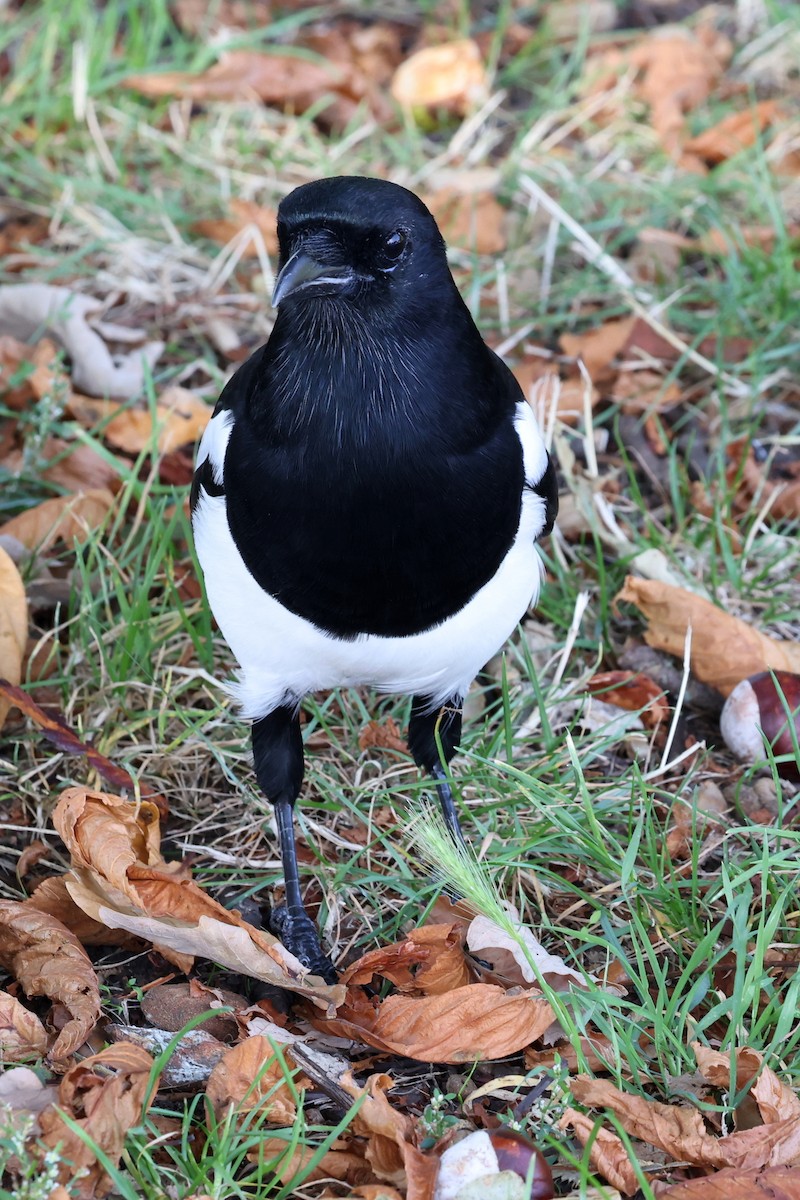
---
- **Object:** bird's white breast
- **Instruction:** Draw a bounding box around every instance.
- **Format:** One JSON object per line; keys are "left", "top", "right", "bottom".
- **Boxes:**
{"left": 192, "top": 402, "right": 548, "bottom": 718}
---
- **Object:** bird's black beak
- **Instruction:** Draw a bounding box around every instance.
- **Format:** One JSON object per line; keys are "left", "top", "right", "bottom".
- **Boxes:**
{"left": 272, "top": 249, "right": 354, "bottom": 307}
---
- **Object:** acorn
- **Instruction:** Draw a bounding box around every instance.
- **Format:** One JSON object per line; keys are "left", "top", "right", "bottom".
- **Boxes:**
{"left": 434, "top": 1127, "right": 554, "bottom": 1200}
{"left": 720, "top": 670, "right": 800, "bottom": 781}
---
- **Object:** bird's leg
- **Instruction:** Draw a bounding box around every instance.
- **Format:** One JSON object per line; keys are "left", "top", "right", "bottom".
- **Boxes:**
{"left": 408, "top": 695, "right": 465, "bottom": 845}
{"left": 252, "top": 706, "right": 337, "bottom": 984}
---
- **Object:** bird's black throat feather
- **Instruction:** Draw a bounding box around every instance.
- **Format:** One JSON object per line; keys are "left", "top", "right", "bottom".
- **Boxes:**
{"left": 216, "top": 286, "right": 526, "bottom": 640}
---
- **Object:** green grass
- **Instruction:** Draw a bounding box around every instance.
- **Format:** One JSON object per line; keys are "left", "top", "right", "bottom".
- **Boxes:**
{"left": 2, "top": 0, "right": 800, "bottom": 1195}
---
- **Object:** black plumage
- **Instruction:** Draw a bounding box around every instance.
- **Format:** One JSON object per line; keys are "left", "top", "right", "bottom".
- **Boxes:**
{"left": 191, "top": 176, "right": 556, "bottom": 982}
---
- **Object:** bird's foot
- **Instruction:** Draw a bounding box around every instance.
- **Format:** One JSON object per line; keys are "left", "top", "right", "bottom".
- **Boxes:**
{"left": 270, "top": 905, "right": 338, "bottom": 984}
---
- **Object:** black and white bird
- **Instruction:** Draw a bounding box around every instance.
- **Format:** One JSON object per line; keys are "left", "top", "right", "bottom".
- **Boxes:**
{"left": 191, "top": 176, "right": 557, "bottom": 983}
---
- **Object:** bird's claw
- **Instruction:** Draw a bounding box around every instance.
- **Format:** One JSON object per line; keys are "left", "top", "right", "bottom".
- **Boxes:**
{"left": 270, "top": 905, "right": 338, "bottom": 984}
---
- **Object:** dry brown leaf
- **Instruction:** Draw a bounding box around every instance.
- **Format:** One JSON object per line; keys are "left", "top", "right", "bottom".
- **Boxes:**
{"left": 254, "top": 1132, "right": 372, "bottom": 1187}
{"left": 559, "top": 1107, "right": 639, "bottom": 1195}
{"left": 339, "top": 1072, "right": 438, "bottom": 1198}
{"left": 52, "top": 788, "right": 343, "bottom": 1011}
{"left": 570, "top": 1074, "right": 800, "bottom": 1171}
{"left": 39, "top": 1043, "right": 155, "bottom": 1197}
{"left": 25, "top": 875, "right": 141, "bottom": 947}
{"left": 68, "top": 387, "right": 211, "bottom": 454}
{"left": 124, "top": 49, "right": 345, "bottom": 108}
{"left": 587, "top": 671, "right": 670, "bottom": 730}
{"left": 358, "top": 716, "right": 407, "bottom": 754}
{"left": 0, "top": 544, "right": 27, "bottom": 731}
{"left": 391, "top": 39, "right": 487, "bottom": 114}
{"left": 312, "top": 981, "right": 554, "bottom": 1063}
{"left": 0, "top": 488, "right": 115, "bottom": 552}
{"left": 629, "top": 27, "right": 731, "bottom": 162}
{"left": 513, "top": 364, "right": 600, "bottom": 426}
{"left": 192, "top": 198, "right": 279, "bottom": 256}
{"left": 610, "top": 370, "right": 682, "bottom": 415}
{"left": 726, "top": 438, "right": 800, "bottom": 522}
{"left": 560, "top": 317, "right": 637, "bottom": 384}
{"left": 0, "top": 991, "right": 49, "bottom": 1058}
{"left": 0, "top": 900, "right": 101, "bottom": 1060}
{"left": 206, "top": 1035, "right": 298, "bottom": 1124}
{"left": 425, "top": 189, "right": 506, "bottom": 254}
{"left": 657, "top": 1165, "right": 800, "bottom": 1198}
{"left": 616, "top": 576, "right": 800, "bottom": 696}
{"left": 0, "top": 284, "right": 163, "bottom": 397}
{"left": 341, "top": 924, "right": 472, "bottom": 996}
{"left": 466, "top": 911, "right": 585, "bottom": 990}
{"left": 693, "top": 1043, "right": 800, "bottom": 1126}
{"left": 685, "top": 100, "right": 783, "bottom": 166}
{"left": 525, "top": 1030, "right": 618, "bottom": 1074}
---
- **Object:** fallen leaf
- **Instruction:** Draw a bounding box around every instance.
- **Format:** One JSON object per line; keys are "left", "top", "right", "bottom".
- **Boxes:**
{"left": 693, "top": 1043, "right": 800, "bottom": 1125}
{"left": 570, "top": 1074, "right": 800, "bottom": 1171}
{"left": 685, "top": 100, "right": 783, "bottom": 166}
{"left": 586, "top": 671, "right": 670, "bottom": 730}
{"left": 558, "top": 1107, "right": 639, "bottom": 1195}
{"left": 0, "top": 900, "right": 101, "bottom": 1060}
{"left": 425, "top": 189, "right": 506, "bottom": 254}
{"left": 616, "top": 576, "right": 800, "bottom": 696}
{"left": 610, "top": 370, "right": 682, "bottom": 416}
{"left": 339, "top": 1071, "right": 439, "bottom": 1197}
{"left": 0, "top": 991, "right": 49, "bottom": 1058}
{"left": 513, "top": 365, "right": 600, "bottom": 427}
{"left": 0, "top": 545, "right": 27, "bottom": 731}
{"left": 1, "top": 436, "right": 124, "bottom": 493}
{"left": 560, "top": 317, "right": 637, "bottom": 384}
{"left": 312, "top": 981, "right": 554, "bottom": 1063}
{"left": 206, "top": 1035, "right": 299, "bottom": 1124}
{"left": 341, "top": 924, "right": 472, "bottom": 996}
{"left": 358, "top": 717, "right": 408, "bottom": 754}
{"left": 52, "top": 787, "right": 343, "bottom": 1011}
{"left": 0, "top": 284, "right": 164, "bottom": 397}
{"left": 391, "top": 39, "right": 487, "bottom": 115}
{"left": 657, "top": 1164, "right": 800, "bottom": 1198}
{"left": 0, "top": 680, "right": 166, "bottom": 811}
{"left": 726, "top": 438, "right": 800, "bottom": 522}
{"left": 67, "top": 386, "right": 211, "bottom": 454}
{"left": 124, "top": 48, "right": 345, "bottom": 108}
{"left": 192, "top": 198, "right": 279, "bottom": 256}
{"left": 26, "top": 875, "right": 142, "bottom": 947}
{"left": 39, "top": 1043, "right": 155, "bottom": 1197}
{"left": 0, "top": 488, "right": 115, "bottom": 552}
{"left": 466, "top": 910, "right": 585, "bottom": 990}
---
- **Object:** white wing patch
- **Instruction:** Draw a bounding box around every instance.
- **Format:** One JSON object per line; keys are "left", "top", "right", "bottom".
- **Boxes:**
{"left": 196, "top": 408, "right": 234, "bottom": 485}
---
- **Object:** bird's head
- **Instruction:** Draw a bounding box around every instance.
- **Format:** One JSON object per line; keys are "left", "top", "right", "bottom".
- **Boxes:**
{"left": 271, "top": 177, "right": 451, "bottom": 318}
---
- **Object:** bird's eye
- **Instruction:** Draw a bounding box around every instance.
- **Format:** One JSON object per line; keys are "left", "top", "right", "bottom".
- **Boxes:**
{"left": 382, "top": 230, "right": 408, "bottom": 263}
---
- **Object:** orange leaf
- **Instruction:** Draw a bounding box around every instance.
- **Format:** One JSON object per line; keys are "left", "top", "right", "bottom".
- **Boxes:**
{"left": 39, "top": 1043, "right": 154, "bottom": 1197}
{"left": 192, "top": 198, "right": 279, "bottom": 257}
{"left": 124, "top": 49, "right": 345, "bottom": 108}
{"left": 425, "top": 189, "right": 506, "bottom": 254}
{"left": 657, "top": 1164, "right": 800, "bottom": 1198}
{"left": 0, "top": 488, "right": 115, "bottom": 552}
{"left": 616, "top": 576, "right": 800, "bottom": 696}
{"left": 559, "top": 1106, "right": 639, "bottom": 1195}
{"left": 559, "top": 317, "right": 637, "bottom": 384}
{"left": 0, "top": 901, "right": 101, "bottom": 1060}
{"left": 391, "top": 39, "right": 487, "bottom": 114}
{"left": 685, "top": 101, "right": 783, "bottom": 165}
{"left": 0, "top": 991, "right": 49, "bottom": 1059}
{"left": 341, "top": 924, "right": 472, "bottom": 995}
{"left": 586, "top": 671, "right": 669, "bottom": 730}
{"left": 67, "top": 386, "right": 211, "bottom": 454}
{"left": 206, "top": 1036, "right": 298, "bottom": 1125}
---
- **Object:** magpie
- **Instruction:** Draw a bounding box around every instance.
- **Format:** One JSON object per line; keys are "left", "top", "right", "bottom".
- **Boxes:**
{"left": 191, "top": 176, "right": 557, "bottom": 984}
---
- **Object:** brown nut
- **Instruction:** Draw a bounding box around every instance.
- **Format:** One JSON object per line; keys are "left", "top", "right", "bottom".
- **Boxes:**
{"left": 720, "top": 670, "right": 800, "bottom": 781}
{"left": 488, "top": 1128, "right": 554, "bottom": 1198}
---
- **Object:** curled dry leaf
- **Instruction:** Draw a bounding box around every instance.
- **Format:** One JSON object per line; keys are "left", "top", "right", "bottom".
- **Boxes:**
{"left": 26, "top": 875, "right": 140, "bottom": 947}
{"left": 0, "top": 543, "right": 27, "bottom": 731}
{"left": 124, "top": 49, "right": 345, "bottom": 108}
{"left": 559, "top": 317, "right": 637, "bottom": 385}
{"left": 616, "top": 576, "right": 800, "bottom": 696}
{"left": 312, "top": 981, "right": 554, "bottom": 1063}
{"left": 657, "top": 1164, "right": 800, "bottom": 1199}
{"left": 52, "top": 788, "right": 343, "bottom": 1011}
{"left": 339, "top": 1071, "right": 439, "bottom": 1197}
{"left": 67, "top": 386, "right": 211, "bottom": 455}
{"left": 587, "top": 671, "right": 669, "bottom": 731}
{"left": 685, "top": 100, "right": 783, "bottom": 166}
{"left": 391, "top": 39, "right": 487, "bottom": 114}
{"left": 358, "top": 716, "right": 408, "bottom": 754}
{"left": 466, "top": 911, "right": 585, "bottom": 990}
{"left": 0, "top": 488, "right": 115, "bottom": 552}
{"left": 340, "top": 924, "right": 472, "bottom": 996}
{"left": 558, "top": 1107, "right": 638, "bottom": 1196}
{"left": 0, "top": 900, "right": 101, "bottom": 1061}
{"left": 692, "top": 1042, "right": 800, "bottom": 1125}
{"left": 0, "top": 991, "right": 49, "bottom": 1059}
{"left": 570, "top": 1074, "right": 800, "bottom": 1172}
{"left": 39, "top": 1043, "right": 154, "bottom": 1198}
{"left": 0, "top": 283, "right": 164, "bottom": 397}
{"left": 206, "top": 1035, "right": 299, "bottom": 1125}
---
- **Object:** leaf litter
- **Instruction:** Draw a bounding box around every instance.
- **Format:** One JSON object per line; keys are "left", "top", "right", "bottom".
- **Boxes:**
{"left": 3, "top": 0, "right": 800, "bottom": 1196}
